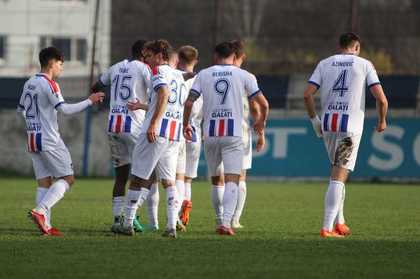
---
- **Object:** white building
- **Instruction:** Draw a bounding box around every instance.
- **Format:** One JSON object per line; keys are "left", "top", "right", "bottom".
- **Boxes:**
{"left": 0, "top": 0, "right": 110, "bottom": 77}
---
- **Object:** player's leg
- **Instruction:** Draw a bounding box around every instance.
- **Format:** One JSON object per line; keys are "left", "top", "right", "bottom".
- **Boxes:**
{"left": 121, "top": 175, "right": 153, "bottom": 235}
{"left": 204, "top": 138, "right": 224, "bottom": 228}
{"left": 120, "top": 134, "right": 162, "bottom": 235}
{"left": 232, "top": 170, "right": 247, "bottom": 229}
{"left": 108, "top": 134, "right": 131, "bottom": 231}
{"left": 158, "top": 140, "right": 181, "bottom": 238}
{"left": 36, "top": 177, "right": 53, "bottom": 229}
{"left": 111, "top": 164, "right": 130, "bottom": 232}
{"left": 321, "top": 135, "right": 359, "bottom": 238}
{"left": 218, "top": 137, "right": 243, "bottom": 236}
{"left": 181, "top": 141, "right": 201, "bottom": 226}
{"left": 175, "top": 144, "right": 186, "bottom": 214}
{"left": 333, "top": 135, "right": 361, "bottom": 236}
{"left": 30, "top": 147, "right": 74, "bottom": 235}
{"left": 146, "top": 179, "right": 160, "bottom": 231}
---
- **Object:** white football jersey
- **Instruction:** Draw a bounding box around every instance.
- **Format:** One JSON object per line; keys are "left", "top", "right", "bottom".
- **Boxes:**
{"left": 185, "top": 76, "right": 203, "bottom": 142}
{"left": 100, "top": 59, "right": 151, "bottom": 135}
{"left": 141, "top": 64, "right": 187, "bottom": 141}
{"left": 18, "top": 73, "right": 66, "bottom": 152}
{"left": 309, "top": 54, "right": 380, "bottom": 136}
{"left": 190, "top": 65, "right": 260, "bottom": 138}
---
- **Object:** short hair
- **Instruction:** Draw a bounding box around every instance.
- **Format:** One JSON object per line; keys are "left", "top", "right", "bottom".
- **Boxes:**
{"left": 131, "top": 39, "right": 147, "bottom": 58}
{"left": 231, "top": 39, "right": 245, "bottom": 58}
{"left": 178, "top": 45, "right": 199, "bottom": 64}
{"left": 339, "top": 32, "right": 360, "bottom": 49}
{"left": 214, "top": 41, "right": 235, "bottom": 59}
{"left": 39, "top": 47, "right": 64, "bottom": 68}
{"left": 143, "top": 39, "right": 173, "bottom": 61}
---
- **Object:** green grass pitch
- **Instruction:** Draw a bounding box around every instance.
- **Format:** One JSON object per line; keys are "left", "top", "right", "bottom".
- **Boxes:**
{"left": 0, "top": 178, "right": 419, "bottom": 279}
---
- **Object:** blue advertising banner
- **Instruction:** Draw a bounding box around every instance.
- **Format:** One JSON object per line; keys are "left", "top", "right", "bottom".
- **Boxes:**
{"left": 197, "top": 118, "right": 420, "bottom": 178}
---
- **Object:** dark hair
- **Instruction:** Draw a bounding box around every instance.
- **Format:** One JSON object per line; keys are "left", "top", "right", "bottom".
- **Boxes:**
{"left": 339, "top": 32, "right": 360, "bottom": 49}
{"left": 131, "top": 39, "right": 147, "bottom": 59}
{"left": 39, "top": 47, "right": 64, "bottom": 68}
{"left": 143, "top": 39, "right": 173, "bottom": 61}
{"left": 231, "top": 39, "right": 245, "bottom": 57}
{"left": 178, "top": 45, "right": 199, "bottom": 64}
{"left": 214, "top": 41, "right": 235, "bottom": 59}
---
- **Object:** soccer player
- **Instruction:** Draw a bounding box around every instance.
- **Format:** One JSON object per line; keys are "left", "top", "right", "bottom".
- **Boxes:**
{"left": 183, "top": 41, "right": 269, "bottom": 235}
{"left": 177, "top": 45, "right": 200, "bottom": 227}
{"left": 19, "top": 47, "right": 104, "bottom": 236}
{"left": 230, "top": 40, "right": 266, "bottom": 229}
{"left": 91, "top": 40, "right": 153, "bottom": 233}
{"left": 119, "top": 39, "right": 187, "bottom": 238}
{"left": 303, "top": 32, "right": 388, "bottom": 238}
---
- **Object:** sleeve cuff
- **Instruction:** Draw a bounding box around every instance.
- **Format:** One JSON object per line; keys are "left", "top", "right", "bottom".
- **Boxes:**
{"left": 54, "top": 101, "right": 65, "bottom": 109}
{"left": 154, "top": 83, "right": 167, "bottom": 92}
{"left": 248, "top": 89, "right": 261, "bottom": 100}
{"left": 308, "top": 81, "right": 320, "bottom": 89}
{"left": 17, "top": 104, "right": 25, "bottom": 109}
{"left": 190, "top": 89, "right": 201, "bottom": 97}
{"left": 368, "top": 82, "right": 381, "bottom": 88}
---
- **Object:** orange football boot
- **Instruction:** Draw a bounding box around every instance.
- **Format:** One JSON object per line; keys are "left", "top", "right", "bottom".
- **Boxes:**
{"left": 216, "top": 225, "right": 235, "bottom": 236}
{"left": 179, "top": 200, "right": 192, "bottom": 226}
{"left": 335, "top": 223, "right": 351, "bottom": 236}
{"left": 320, "top": 229, "right": 344, "bottom": 238}
{"left": 28, "top": 210, "right": 49, "bottom": 234}
{"left": 47, "top": 227, "right": 63, "bottom": 236}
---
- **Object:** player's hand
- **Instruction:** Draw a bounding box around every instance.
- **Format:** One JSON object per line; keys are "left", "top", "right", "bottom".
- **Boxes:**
{"left": 256, "top": 133, "right": 265, "bottom": 152}
{"left": 310, "top": 115, "right": 323, "bottom": 138}
{"left": 88, "top": 92, "right": 105, "bottom": 105}
{"left": 127, "top": 99, "right": 147, "bottom": 111}
{"left": 375, "top": 120, "right": 387, "bottom": 133}
{"left": 253, "top": 120, "right": 266, "bottom": 136}
{"left": 183, "top": 124, "right": 194, "bottom": 141}
{"left": 147, "top": 124, "right": 157, "bottom": 143}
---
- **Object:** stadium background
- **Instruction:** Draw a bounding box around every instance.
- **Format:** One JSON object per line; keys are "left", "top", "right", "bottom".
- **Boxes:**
{"left": 0, "top": 0, "right": 419, "bottom": 180}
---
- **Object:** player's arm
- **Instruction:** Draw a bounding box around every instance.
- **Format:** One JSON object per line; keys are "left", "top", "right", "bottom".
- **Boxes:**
{"left": 147, "top": 86, "right": 169, "bottom": 143}
{"left": 57, "top": 92, "right": 105, "bottom": 115}
{"left": 303, "top": 84, "right": 322, "bottom": 138}
{"left": 91, "top": 80, "right": 107, "bottom": 93}
{"left": 249, "top": 92, "right": 269, "bottom": 136}
{"left": 183, "top": 91, "right": 199, "bottom": 141}
{"left": 128, "top": 99, "right": 149, "bottom": 111}
{"left": 248, "top": 100, "right": 266, "bottom": 152}
{"left": 369, "top": 84, "right": 388, "bottom": 132}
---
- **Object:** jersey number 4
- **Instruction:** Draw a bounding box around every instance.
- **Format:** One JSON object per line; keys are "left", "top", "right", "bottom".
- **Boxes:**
{"left": 332, "top": 69, "right": 349, "bottom": 97}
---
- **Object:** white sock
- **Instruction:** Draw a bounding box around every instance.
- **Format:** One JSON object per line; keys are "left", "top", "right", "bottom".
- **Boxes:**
{"left": 112, "top": 196, "right": 125, "bottom": 220}
{"left": 147, "top": 182, "right": 159, "bottom": 227}
{"left": 322, "top": 180, "right": 344, "bottom": 231}
{"left": 124, "top": 188, "right": 149, "bottom": 227}
{"left": 175, "top": 179, "right": 185, "bottom": 213}
{"left": 335, "top": 184, "right": 346, "bottom": 224}
{"left": 35, "top": 179, "right": 69, "bottom": 214}
{"left": 36, "top": 187, "right": 51, "bottom": 228}
{"left": 233, "top": 181, "right": 247, "bottom": 224}
{"left": 184, "top": 182, "right": 192, "bottom": 201}
{"left": 211, "top": 185, "right": 224, "bottom": 225}
{"left": 165, "top": 186, "right": 178, "bottom": 230}
{"left": 222, "top": 182, "right": 238, "bottom": 228}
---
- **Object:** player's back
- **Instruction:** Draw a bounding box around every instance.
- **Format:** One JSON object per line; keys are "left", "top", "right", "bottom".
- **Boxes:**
{"left": 18, "top": 74, "right": 65, "bottom": 152}
{"left": 310, "top": 54, "right": 380, "bottom": 135}
{"left": 193, "top": 65, "right": 259, "bottom": 139}
{"left": 103, "top": 59, "right": 151, "bottom": 134}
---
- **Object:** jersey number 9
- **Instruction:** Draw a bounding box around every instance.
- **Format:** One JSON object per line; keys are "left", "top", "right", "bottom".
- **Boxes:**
{"left": 215, "top": 79, "right": 230, "bottom": 105}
